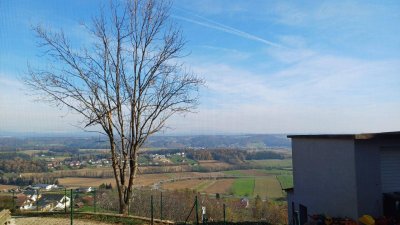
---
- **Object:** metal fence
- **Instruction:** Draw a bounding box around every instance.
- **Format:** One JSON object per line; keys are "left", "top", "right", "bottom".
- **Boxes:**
{"left": 0, "top": 188, "right": 234, "bottom": 225}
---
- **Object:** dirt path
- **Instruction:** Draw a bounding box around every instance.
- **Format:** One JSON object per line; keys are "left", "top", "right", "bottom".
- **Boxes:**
{"left": 14, "top": 216, "right": 131, "bottom": 225}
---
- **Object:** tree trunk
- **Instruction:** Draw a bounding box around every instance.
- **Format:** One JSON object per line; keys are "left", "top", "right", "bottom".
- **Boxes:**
{"left": 119, "top": 198, "right": 128, "bottom": 214}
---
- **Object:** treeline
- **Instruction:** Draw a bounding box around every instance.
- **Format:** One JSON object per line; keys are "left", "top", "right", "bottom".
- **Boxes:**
{"left": 143, "top": 148, "right": 286, "bottom": 164}
{"left": 0, "top": 152, "right": 31, "bottom": 160}
{"left": 0, "top": 176, "right": 59, "bottom": 186}
{"left": 0, "top": 136, "right": 110, "bottom": 151}
{"left": 0, "top": 157, "right": 48, "bottom": 173}
{"left": 245, "top": 151, "right": 285, "bottom": 160}
{"left": 186, "top": 149, "right": 284, "bottom": 164}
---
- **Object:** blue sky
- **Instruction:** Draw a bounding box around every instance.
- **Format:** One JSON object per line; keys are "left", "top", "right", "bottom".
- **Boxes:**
{"left": 0, "top": 0, "right": 399, "bottom": 135}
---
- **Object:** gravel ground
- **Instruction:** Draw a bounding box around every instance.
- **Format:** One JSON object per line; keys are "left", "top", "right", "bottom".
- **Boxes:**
{"left": 13, "top": 216, "right": 126, "bottom": 225}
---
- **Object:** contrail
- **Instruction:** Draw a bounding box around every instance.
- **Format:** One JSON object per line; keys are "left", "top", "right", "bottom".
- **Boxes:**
{"left": 172, "top": 7, "right": 283, "bottom": 48}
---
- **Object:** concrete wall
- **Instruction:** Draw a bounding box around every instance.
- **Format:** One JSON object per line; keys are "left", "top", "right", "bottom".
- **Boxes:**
{"left": 291, "top": 138, "right": 358, "bottom": 219}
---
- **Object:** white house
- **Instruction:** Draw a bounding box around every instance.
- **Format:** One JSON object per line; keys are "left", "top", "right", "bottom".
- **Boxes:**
{"left": 29, "top": 184, "right": 58, "bottom": 191}
{"left": 286, "top": 131, "right": 400, "bottom": 225}
{"left": 53, "top": 195, "right": 71, "bottom": 211}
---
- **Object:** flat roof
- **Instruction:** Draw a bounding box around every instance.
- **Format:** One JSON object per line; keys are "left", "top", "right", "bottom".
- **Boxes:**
{"left": 287, "top": 131, "right": 400, "bottom": 140}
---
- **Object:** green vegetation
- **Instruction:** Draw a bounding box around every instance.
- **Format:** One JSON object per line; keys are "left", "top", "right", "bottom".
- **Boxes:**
{"left": 138, "top": 155, "right": 150, "bottom": 164}
{"left": 0, "top": 195, "right": 13, "bottom": 210}
{"left": 78, "top": 205, "right": 95, "bottom": 212}
{"left": 223, "top": 170, "right": 246, "bottom": 176}
{"left": 248, "top": 159, "right": 292, "bottom": 168}
{"left": 253, "top": 177, "right": 283, "bottom": 199}
{"left": 187, "top": 149, "right": 286, "bottom": 164}
{"left": 261, "top": 168, "right": 292, "bottom": 175}
{"left": 169, "top": 155, "right": 197, "bottom": 165}
{"left": 231, "top": 178, "right": 255, "bottom": 197}
{"left": 277, "top": 175, "right": 293, "bottom": 189}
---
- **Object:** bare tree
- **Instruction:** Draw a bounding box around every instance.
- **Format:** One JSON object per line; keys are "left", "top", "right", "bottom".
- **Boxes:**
{"left": 25, "top": 0, "right": 202, "bottom": 214}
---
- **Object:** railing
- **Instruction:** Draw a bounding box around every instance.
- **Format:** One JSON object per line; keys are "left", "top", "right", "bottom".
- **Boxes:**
{"left": 0, "top": 187, "right": 282, "bottom": 224}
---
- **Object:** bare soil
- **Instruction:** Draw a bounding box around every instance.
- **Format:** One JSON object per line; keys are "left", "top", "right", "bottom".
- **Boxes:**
{"left": 202, "top": 179, "right": 235, "bottom": 194}
{"left": 0, "top": 185, "right": 18, "bottom": 190}
{"left": 162, "top": 179, "right": 204, "bottom": 190}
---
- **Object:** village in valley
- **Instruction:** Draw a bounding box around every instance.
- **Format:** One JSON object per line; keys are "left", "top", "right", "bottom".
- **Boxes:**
{"left": 0, "top": 135, "right": 292, "bottom": 223}
{"left": 0, "top": 0, "right": 399, "bottom": 224}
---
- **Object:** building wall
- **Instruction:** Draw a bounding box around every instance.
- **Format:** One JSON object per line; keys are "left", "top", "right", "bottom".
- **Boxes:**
{"left": 291, "top": 138, "right": 359, "bottom": 219}
{"left": 355, "top": 138, "right": 400, "bottom": 218}
{"left": 287, "top": 191, "right": 294, "bottom": 225}
{"left": 354, "top": 139, "right": 382, "bottom": 218}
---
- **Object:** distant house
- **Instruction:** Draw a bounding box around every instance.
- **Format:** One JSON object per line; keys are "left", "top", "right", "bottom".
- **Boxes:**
{"left": 19, "top": 192, "right": 40, "bottom": 210}
{"left": 15, "top": 194, "right": 28, "bottom": 209}
{"left": 75, "top": 187, "right": 93, "bottom": 193}
{"left": 286, "top": 131, "right": 400, "bottom": 225}
{"left": 30, "top": 184, "right": 58, "bottom": 191}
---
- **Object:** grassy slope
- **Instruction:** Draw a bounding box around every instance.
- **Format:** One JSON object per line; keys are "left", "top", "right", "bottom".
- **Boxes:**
{"left": 276, "top": 175, "right": 293, "bottom": 189}
{"left": 248, "top": 159, "right": 292, "bottom": 168}
{"left": 231, "top": 178, "right": 255, "bottom": 197}
{"left": 254, "top": 176, "right": 283, "bottom": 199}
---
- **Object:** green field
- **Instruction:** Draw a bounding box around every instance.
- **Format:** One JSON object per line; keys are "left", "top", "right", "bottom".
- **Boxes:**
{"left": 220, "top": 159, "right": 292, "bottom": 199}
{"left": 231, "top": 178, "right": 255, "bottom": 197}
{"left": 247, "top": 159, "right": 292, "bottom": 168}
{"left": 253, "top": 176, "right": 283, "bottom": 199}
{"left": 169, "top": 155, "right": 197, "bottom": 165}
{"left": 276, "top": 175, "right": 293, "bottom": 189}
{"left": 223, "top": 170, "right": 246, "bottom": 176}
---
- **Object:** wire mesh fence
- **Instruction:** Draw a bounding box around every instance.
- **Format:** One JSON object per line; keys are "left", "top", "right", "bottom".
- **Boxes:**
{"left": 0, "top": 186, "right": 284, "bottom": 224}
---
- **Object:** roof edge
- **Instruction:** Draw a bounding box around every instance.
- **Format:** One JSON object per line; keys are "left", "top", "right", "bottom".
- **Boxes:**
{"left": 288, "top": 131, "right": 400, "bottom": 140}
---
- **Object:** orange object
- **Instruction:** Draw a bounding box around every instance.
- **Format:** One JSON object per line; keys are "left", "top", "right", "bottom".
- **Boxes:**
{"left": 359, "top": 215, "right": 375, "bottom": 225}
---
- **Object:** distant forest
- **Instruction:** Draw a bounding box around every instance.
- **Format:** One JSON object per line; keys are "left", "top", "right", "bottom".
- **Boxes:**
{"left": 0, "top": 153, "right": 49, "bottom": 173}
{"left": 0, "top": 134, "right": 290, "bottom": 151}
{"left": 150, "top": 148, "right": 286, "bottom": 164}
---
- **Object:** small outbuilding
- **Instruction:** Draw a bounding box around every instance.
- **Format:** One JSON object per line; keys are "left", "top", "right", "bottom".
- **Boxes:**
{"left": 286, "top": 131, "right": 400, "bottom": 225}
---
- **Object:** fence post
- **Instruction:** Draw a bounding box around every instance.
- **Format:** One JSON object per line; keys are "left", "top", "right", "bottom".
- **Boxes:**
{"left": 151, "top": 195, "right": 154, "bottom": 225}
{"left": 93, "top": 189, "right": 96, "bottom": 213}
{"left": 36, "top": 189, "right": 39, "bottom": 211}
{"left": 70, "top": 189, "right": 73, "bottom": 225}
{"left": 223, "top": 203, "right": 226, "bottom": 225}
{"left": 160, "top": 192, "right": 163, "bottom": 221}
{"left": 64, "top": 188, "right": 67, "bottom": 213}
{"left": 184, "top": 196, "right": 197, "bottom": 224}
{"left": 195, "top": 195, "right": 199, "bottom": 225}
{"left": 12, "top": 190, "right": 15, "bottom": 212}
